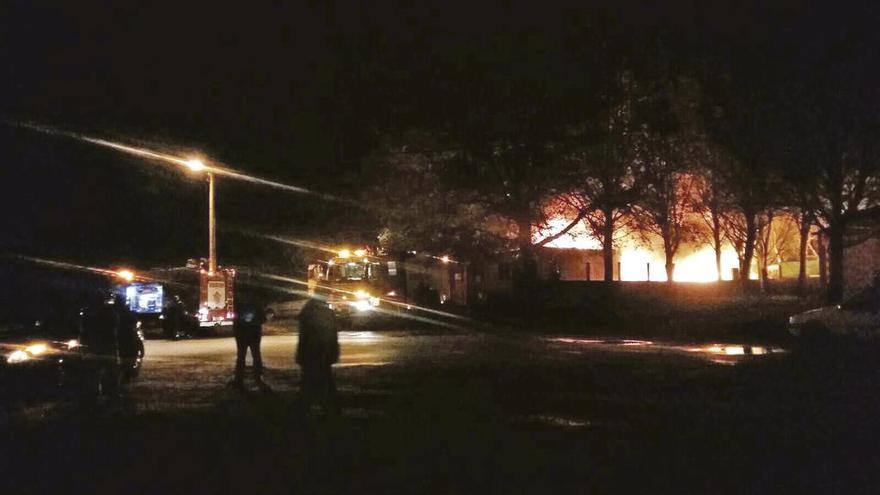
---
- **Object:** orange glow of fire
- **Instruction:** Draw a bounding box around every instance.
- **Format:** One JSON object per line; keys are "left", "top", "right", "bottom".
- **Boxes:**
{"left": 534, "top": 217, "right": 601, "bottom": 250}
{"left": 619, "top": 246, "right": 744, "bottom": 282}
{"left": 535, "top": 214, "right": 761, "bottom": 282}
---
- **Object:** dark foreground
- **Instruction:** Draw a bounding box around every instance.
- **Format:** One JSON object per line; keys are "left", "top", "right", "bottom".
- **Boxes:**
{"left": 1, "top": 326, "right": 879, "bottom": 494}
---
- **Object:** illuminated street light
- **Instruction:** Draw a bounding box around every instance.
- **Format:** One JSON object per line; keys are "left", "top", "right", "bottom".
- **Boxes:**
{"left": 186, "top": 158, "right": 217, "bottom": 274}
{"left": 116, "top": 269, "right": 135, "bottom": 282}
{"left": 185, "top": 159, "right": 206, "bottom": 172}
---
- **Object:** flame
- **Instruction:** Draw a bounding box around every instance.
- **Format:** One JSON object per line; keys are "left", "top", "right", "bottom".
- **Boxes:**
{"left": 619, "top": 246, "right": 744, "bottom": 282}
{"left": 534, "top": 213, "right": 757, "bottom": 283}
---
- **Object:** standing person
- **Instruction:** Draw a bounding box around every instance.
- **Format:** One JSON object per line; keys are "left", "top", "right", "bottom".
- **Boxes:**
{"left": 296, "top": 298, "right": 340, "bottom": 413}
{"left": 231, "top": 296, "right": 268, "bottom": 391}
{"left": 79, "top": 291, "right": 122, "bottom": 409}
{"left": 163, "top": 295, "right": 190, "bottom": 340}
{"left": 114, "top": 293, "right": 140, "bottom": 383}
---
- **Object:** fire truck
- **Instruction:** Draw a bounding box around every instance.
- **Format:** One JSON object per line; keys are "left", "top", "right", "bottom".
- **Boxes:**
{"left": 309, "top": 248, "right": 408, "bottom": 321}
{"left": 196, "top": 266, "right": 235, "bottom": 328}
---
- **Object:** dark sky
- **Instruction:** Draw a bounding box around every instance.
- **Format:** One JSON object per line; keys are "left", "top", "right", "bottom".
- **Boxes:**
{"left": 0, "top": 0, "right": 875, "bottom": 269}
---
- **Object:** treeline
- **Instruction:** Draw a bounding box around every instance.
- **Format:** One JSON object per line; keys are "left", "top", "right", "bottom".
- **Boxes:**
{"left": 342, "top": 6, "right": 880, "bottom": 303}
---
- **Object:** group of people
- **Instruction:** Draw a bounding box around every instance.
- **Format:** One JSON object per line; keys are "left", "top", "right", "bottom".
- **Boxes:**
{"left": 78, "top": 292, "right": 140, "bottom": 409}
{"left": 232, "top": 296, "right": 341, "bottom": 412}
{"left": 78, "top": 290, "right": 341, "bottom": 413}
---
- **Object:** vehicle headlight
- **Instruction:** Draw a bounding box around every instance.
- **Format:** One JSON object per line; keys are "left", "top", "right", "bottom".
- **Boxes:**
{"left": 66, "top": 339, "right": 80, "bottom": 350}
{"left": 7, "top": 349, "right": 29, "bottom": 364}
{"left": 369, "top": 297, "right": 381, "bottom": 307}
{"left": 351, "top": 300, "right": 372, "bottom": 312}
{"left": 355, "top": 290, "right": 369, "bottom": 300}
{"left": 25, "top": 343, "right": 48, "bottom": 356}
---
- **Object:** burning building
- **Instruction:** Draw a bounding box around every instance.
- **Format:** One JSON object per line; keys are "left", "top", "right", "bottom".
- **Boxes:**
{"left": 532, "top": 210, "right": 819, "bottom": 284}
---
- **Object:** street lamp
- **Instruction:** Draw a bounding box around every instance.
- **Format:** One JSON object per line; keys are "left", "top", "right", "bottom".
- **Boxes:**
{"left": 185, "top": 159, "right": 206, "bottom": 172}
{"left": 186, "top": 159, "right": 217, "bottom": 274}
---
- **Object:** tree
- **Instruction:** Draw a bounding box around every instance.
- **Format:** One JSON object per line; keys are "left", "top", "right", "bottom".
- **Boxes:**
{"left": 432, "top": 29, "right": 614, "bottom": 287}
{"left": 635, "top": 169, "right": 696, "bottom": 283}
{"left": 630, "top": 74, "right": 701, "bottom": 283}
{"left": 567, "top": 75, "right": 643, "bottom": 281}
{"left": 692, "top": 169, "right": 727, "bottom": 281}
{"left": 787, "top": 73, "right": 880, "bottom": 302}
{"left": 700, "top": 72, "right": 783, "bottom": 289}
{"left": 363, "top": 131, "right": 502, "bottom": 261}
{"left": 753, "top": 209, "right": 775, "bottom": 288}
{"left": 777, "top": 168, "right": 820, "bottom": 294}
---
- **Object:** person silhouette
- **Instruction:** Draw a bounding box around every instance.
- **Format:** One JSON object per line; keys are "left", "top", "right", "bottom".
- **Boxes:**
{"left": 230, "top": 296, "right": 269, "bottom": 392}
{"left": 296, "top": 298, "right": 340, "bottom": 413}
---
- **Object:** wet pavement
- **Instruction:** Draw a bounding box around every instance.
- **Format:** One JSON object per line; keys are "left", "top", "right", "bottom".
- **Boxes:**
{"left": 545, "top": 337, "right": 787, "bottom": 365}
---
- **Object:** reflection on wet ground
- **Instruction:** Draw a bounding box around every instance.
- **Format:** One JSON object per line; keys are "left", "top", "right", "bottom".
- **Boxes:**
{"left": 511, "top": 414, "right": 591, "bottom": 429}
{"left": 546, "top": 337, "right": 786, "bottom": 364}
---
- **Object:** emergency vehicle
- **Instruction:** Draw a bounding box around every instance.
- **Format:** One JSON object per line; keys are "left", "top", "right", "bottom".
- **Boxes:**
{"left": 308, "top": 248, "right": 408, "bottom": 321}
{"left": 197, "top": 266, "right": 235, "bottom": 328}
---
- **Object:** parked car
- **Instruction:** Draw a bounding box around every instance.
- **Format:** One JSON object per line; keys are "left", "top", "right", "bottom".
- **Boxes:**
{"left": 0, "top": 307, "right": 145, "bottom": 407}
{"left": 265, "top": 299, "right": 307, "bottom": 321}
{"left": 0, "top": 319, "right": 83, "bottom": 403}
{"left": 789, "top": 287, "right": 880, "bottom": 341}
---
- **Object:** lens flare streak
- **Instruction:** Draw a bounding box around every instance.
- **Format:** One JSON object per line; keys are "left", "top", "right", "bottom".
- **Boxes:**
{"left": 8, "top": 120, "right": 345, "bottom": 203}
{"left": 242, "top": 270, "right": 471, "bottom": 327}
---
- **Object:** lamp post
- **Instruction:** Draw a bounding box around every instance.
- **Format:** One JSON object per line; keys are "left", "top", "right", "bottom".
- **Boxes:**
{"left": 185, "top": 159, "right": 216, "bottom": 274}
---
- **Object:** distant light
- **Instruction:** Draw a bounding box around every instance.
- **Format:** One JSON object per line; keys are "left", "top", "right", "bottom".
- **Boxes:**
{"left": 7, "top": 350, "right": 29, "bottom": 364}
{"left": 327, "top": 260, "right": 335, "bottom": 266}
{"left": 25, "top": 343, "right": 48, "bottom": 356}
{"left": 186, "top": 159, "right": 206, "bottom": 172}
{"left": 117, "top": 269, "right": 135, "bottom": 282}
{"left": 354, "top": 249, "right": 366, "bottom": 257}
{"left": 338, "top": 249, "right": 351, "bottom": 259}
{"left": 441, "top": 255, "right": 451, "bottom": 264}
{"left": 351, "top": 300, "right": 372, "bottom": 312}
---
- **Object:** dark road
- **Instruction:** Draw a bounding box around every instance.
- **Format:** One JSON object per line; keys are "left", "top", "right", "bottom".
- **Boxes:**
{"left": 3, "top": 324, "right": 880, "bottom": 494}
{"left": 133, "top": 326, "right": 786, "bottom": 415}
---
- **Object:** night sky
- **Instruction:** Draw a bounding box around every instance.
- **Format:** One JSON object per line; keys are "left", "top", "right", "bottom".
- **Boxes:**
{"left": 0, "top": 0, "right": 875, "bottom": 270}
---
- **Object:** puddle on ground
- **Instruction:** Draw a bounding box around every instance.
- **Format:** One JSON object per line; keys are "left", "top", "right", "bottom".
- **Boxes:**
{"left": 546, "top": 338, "right": 786, "bottom": 365}
{"left": 512, "top": 414, "right": 591, "bottom": 429}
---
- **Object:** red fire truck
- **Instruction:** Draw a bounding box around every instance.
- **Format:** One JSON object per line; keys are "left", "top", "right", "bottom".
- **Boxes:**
{"left": 197, "top": 267, "right": 235, "bottom": 328}
{"left": 308, "top": 248, "right": 408, "bottom": 322}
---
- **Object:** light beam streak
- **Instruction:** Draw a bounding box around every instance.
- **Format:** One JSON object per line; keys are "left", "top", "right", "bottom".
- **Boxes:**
{"left": 240, "top": 269, "right": 471, "bottom": 326}
{"left": 7, "top": 120, "right": 348, "bottom": 203}
{"left": 11, "top": 255, "right": 141, "bottom": 281}
{"left": 234, "top": 231, "right": 340, "bottom": 254}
